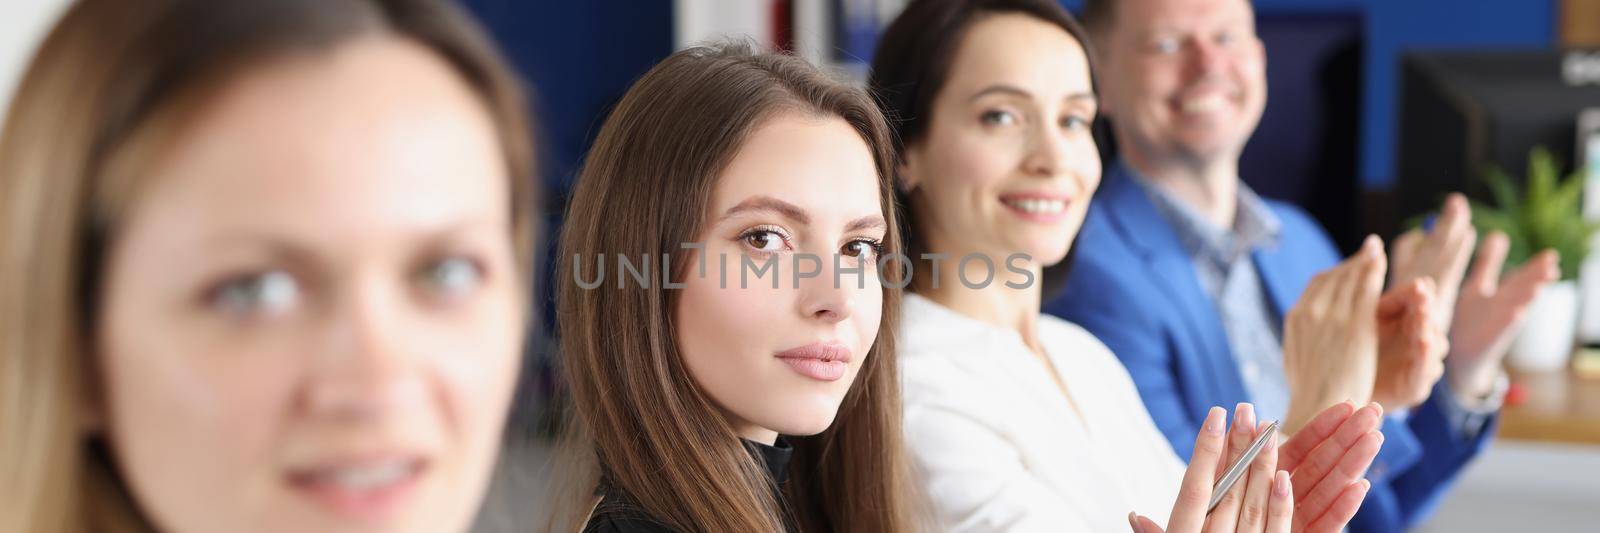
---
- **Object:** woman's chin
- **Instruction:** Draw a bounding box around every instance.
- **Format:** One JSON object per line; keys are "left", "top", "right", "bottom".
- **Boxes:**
{"left": 761, "top": 398, "right": 844, "bottom": 437}
{"left": 1001, "top": 225, "right": 1075, "bottom": 265}
{"left": 1017, "top": 240, "right": 1073, "bottom": 269}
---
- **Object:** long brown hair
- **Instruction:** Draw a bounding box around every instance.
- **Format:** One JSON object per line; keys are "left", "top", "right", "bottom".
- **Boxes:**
{"left": 0, "top": 1, "right": 537, "bottom": 531}
{"left": 552, "top": 41, "right": 918, "bottom": 533}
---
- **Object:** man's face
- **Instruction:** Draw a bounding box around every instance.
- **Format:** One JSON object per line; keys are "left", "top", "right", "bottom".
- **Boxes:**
{"left": 1097, "top": 0, "right": 1267, "bottom": 168}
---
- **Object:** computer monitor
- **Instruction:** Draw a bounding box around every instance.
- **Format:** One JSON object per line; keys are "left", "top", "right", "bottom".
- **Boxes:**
{"left": 1395, "top": 50, "right": 1600, "bottom": 222}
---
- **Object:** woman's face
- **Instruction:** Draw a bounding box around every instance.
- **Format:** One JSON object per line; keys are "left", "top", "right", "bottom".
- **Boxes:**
{"left": 901, "top": 13, "right": 1100, "bottom": 269}
{"left": 95, "top": 38, "right": 522, "bottom": 533}
{"left": 674, "top": 113, "right": 887, "bottom": 444}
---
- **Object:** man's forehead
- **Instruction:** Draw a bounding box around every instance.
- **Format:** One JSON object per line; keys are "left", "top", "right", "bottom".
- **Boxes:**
{"left": 1111, "top": 0, "right": 1255, "bottom": 33}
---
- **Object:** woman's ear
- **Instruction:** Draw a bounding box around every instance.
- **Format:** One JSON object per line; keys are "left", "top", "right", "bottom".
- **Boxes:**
{"left": 79, "top": 356, "right": 106, "bottom": 436}
{"left": 896, "top": 147, "right": 921, "bottom": 193}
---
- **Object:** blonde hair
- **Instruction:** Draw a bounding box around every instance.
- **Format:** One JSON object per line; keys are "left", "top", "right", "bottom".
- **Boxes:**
{"left": 0, "top": 1, "right": 537, "bottom": 531}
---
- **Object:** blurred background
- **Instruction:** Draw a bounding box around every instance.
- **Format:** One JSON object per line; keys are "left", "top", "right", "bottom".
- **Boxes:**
{"left": 4, "top": 1, "right": 1597, "bottom": 531}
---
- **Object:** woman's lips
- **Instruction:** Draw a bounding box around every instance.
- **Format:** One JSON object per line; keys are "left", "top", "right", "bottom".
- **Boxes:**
{"left": 776, "top": 342, "right": 851, "bottom": 382}
{"left": 999, "top": 192, "right": 1072, "bottom": 223}
{"left": 284, "top": 456, "right": 427, "bottom": 523}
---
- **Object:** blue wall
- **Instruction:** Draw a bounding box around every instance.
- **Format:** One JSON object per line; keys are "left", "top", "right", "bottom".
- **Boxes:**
{"left": 459, "top": 0, "right": 674, "bottom": 194}
{"left": 465, "top": 0, "right": 1556, "bottom": 192}
{"left": 456, "top": 0, "right": 675, "bottom": 355}
{"left": 1062, "top": 0, "right": 1557, "bottom": 189}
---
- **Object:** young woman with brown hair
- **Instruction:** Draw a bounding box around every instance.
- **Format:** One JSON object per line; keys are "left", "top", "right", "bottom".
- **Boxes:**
{"left": 0, "top": 1, "right": 537, "bottom": 531}
{"left": 551, "top": 42, "right": 921, "bottom": 533}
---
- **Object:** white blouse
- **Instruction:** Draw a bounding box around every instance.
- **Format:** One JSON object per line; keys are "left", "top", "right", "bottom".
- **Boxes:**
{"left": 899, "top": 294, "right": 1187, "bottom": 532}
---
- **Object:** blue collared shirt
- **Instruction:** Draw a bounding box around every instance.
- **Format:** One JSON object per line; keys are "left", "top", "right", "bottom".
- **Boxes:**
{"left": 1126, "top": 165, "right": 1292, "bottom": 423}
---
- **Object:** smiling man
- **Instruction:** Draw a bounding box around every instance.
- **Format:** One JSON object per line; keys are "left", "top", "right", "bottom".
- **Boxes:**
{"left": 1046, "top": 0, "right": 1560, "bottom": 531}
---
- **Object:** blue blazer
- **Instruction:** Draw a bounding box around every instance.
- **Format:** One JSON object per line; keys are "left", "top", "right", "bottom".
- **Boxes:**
{"left": 1046, "top": 165, "right": 1492, "bottom": 532}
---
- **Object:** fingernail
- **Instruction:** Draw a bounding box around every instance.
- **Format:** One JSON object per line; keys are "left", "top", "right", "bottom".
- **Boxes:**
{"left": 1205, "top": 406, "right": 1225, "bottom": 435}
{"left": 1274, "top": 470, "right": 1291, "bottom": 497}
{"left": 1128, "top": 512, "right": 1142, "bottom": 533}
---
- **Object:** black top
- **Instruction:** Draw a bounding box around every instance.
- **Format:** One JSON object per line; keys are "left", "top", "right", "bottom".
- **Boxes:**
{"left": 582, "top": 438, "right": 794, "bottom": 533}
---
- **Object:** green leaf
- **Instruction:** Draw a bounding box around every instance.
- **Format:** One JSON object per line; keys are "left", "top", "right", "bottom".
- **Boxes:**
{"left": 1550, "top": 165, "right": 1586, "bottom": 219}
{"left": 1471, "top": 145, "right": 1600, "bottom": 280}
{"left": 1527, "top": 147, "right": 1557, "bottom": 206}
{"left": 1482, "top": 165, "right": 1521, "bottom": 221}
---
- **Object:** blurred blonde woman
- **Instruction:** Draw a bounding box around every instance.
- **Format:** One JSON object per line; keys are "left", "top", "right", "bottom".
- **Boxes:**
{"left": 0, "top": 1, "right": 537, "bottom": 531}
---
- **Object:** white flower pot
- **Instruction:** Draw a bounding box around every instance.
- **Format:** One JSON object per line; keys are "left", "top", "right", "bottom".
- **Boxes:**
{"left": 1509, "top": 280, "right": 1580, "bottom": 372}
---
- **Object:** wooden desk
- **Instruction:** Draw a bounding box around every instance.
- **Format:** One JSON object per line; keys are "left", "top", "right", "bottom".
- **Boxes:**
{"left": 1497, "top": 369, "right": 1600, "bottom": 445}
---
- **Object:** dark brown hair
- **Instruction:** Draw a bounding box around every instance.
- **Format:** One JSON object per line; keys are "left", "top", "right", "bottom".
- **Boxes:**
{"left": 868, "top": 0, "right": 1097, "bottom": 293}
{"left": 553, "top": 41, "right": 918, "bottom": 532}
{"left": 1079, "top": 0, "right": 1117, "bottom": 44}
{"left": 0, "top": 1, "right": 536, "bottom": 531}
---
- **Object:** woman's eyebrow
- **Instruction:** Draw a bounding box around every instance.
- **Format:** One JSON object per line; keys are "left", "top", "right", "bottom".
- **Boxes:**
{"left": 969, "top": 84, "right": 1031, "bottom": 102}
{"left": 972, "top": 85, "right": 1097, "bottom": 107}
{"left": 719, "top": 195, "right": 809, "bottom": 225}
{"left": 844, "top": 215, "right": 887, "bottom": 233}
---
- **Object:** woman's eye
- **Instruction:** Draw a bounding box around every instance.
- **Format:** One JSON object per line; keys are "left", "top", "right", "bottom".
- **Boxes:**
{"left": 980, "top": 110, "right": 1018, "bottom": 127}
{"left": 841, "top": 239, "right": 882, "bottom": 261}
{"left": 1153, "top": 37, "right": 1180, "bottom": 55}
{"left": 1060, "top": 115, "right": 1090, "bottom": 131}
{"left": 420, "top": 256, "right": 484, "bottom": 298}
{"left": 212, "top": 271, "right": 299, "bottom": 315}
{"left": 741, "top": 229, "right": 789, "bottom": 253}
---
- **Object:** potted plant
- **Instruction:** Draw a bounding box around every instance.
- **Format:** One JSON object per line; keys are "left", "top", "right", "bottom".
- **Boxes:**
{"left": 1470, "top": 146, "right": 1600, "bottom": 371}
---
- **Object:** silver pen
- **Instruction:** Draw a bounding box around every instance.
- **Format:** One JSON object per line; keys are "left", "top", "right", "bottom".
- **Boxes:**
{"left": 1207, "top": 420, "right": 1280, "bottom": 513}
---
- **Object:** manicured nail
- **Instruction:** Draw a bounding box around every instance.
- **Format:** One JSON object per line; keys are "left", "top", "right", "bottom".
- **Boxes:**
{"left": 1128, "top": 512, "right": 1142, "bottom": 533}
{"left": 1205, "top": 406, "right": 1225, "bottom": 435}
{"left": 1274, "top": 470, "right": 1291, "bottom": 497}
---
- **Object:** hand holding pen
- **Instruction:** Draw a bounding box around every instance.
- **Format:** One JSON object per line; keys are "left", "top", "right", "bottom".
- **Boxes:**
{"left": 1129, "top": 402, "right": 1384, "bottom": 533}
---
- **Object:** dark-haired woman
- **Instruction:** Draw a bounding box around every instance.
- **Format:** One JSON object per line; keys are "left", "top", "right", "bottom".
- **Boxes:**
{"left": 871, "top": 1, "right": 1398, "bottom": 531}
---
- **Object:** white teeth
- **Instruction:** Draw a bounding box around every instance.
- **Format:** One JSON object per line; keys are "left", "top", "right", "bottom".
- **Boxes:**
{"left": 320, "top": 461, "right": 414, "bottom": 490}
{"left": 1004, "top": 198, "right": 1066, "bottom": 214}
{"left": 1180, "top": 94, "right": 1224, "bottom": 114}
